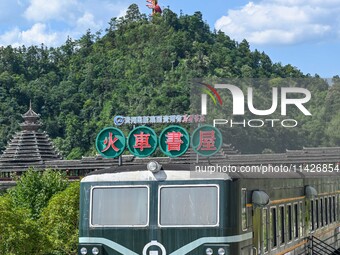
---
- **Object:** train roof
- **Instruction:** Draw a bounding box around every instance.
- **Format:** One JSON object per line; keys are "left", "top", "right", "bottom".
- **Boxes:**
{"left": 82, "top": 162, "right": 340, "bottom": 181}
{"left": 82, "top": 164, "right": 231, "bottom": 182}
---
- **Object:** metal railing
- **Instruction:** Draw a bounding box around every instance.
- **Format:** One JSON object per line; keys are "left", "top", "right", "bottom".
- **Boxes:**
{"left": 308, "top": 235, "right": 340, "bottom": 255}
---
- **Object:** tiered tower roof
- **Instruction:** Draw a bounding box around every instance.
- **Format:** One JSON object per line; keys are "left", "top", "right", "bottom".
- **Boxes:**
{"left": 0, "top": 103, "right": 62, "bottom": 166}
{"left": 19, "top": 101, "right": 41, "bottom": 131}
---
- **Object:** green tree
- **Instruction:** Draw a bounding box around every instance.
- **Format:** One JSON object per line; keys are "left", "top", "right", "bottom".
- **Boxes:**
{"left": 8, "top": 169, "right": 68, "bottom": 219}
{"left": 0, "top": 196, "right": 48, "bottom": 255}
{"left": 40, "top": 182, "right": 80, "bottom": 255}
{"left": 325, "top": 112, "right": 340, "bottom": 145}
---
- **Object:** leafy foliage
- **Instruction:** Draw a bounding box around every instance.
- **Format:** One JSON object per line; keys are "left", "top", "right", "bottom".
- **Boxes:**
{"left": 8, "top": 169, "right": 68, "bottom": 219}
{"left": 40, "top": 182, "right": 80, "bottom": 255}
{"left": 0, "top": 170, "right": 78, "bottom": 255}
{"left": 0, "top": 195, "right": 47, "bottom": 255}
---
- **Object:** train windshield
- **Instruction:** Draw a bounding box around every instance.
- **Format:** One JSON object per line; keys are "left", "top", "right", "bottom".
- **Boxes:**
{"left": 91, "top": 186, "right": 149, "bottom": 227}
{"left": 159, "top": 185, "right": 219, "bottom": 227}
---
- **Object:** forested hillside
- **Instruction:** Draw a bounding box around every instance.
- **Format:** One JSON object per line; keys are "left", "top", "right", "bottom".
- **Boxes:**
{"left": 0, "top": 4, "right": 339, "bottom": 158}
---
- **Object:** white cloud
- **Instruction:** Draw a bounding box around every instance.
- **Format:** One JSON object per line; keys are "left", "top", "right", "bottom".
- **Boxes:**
{"left": 24, "top": 0, "right": 79, "bottom": 22}
{"left": 117, "top": 7, "right": 129, "bottom": 18}
{"left": 0, "top": 0, "right": 136, "bottom": 47}
{"left": 0, "top": 23, "right": 60, "bottom": 47}
{"left": 24, "top": 0, "right": 129, "bottom": 23}
{"left": 76, "top": 12, "right": 102, "bottom": 32}
{"left": 22, "top": 23, "right": 58, "bottom": 45}
{"left": 215, "top": 0, "right": 340, "bottom": 45}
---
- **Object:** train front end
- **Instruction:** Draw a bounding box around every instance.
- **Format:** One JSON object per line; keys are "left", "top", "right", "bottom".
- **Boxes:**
{"left": 78, "top": 163, "right": 251, "bottom": 255}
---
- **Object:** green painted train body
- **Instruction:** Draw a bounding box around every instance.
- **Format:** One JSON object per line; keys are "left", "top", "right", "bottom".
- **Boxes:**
{"left": 78, "top": 163, "right": 340, "bottom": 255}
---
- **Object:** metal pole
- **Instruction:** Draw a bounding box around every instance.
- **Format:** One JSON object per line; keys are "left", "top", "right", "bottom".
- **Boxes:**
{"left": 196, "top": 123, "right": 201, "bottom": 164}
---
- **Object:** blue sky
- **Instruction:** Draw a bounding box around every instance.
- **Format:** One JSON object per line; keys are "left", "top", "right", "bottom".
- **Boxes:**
{"left": 0, "top": 0, "right": 339, "bottom": 77}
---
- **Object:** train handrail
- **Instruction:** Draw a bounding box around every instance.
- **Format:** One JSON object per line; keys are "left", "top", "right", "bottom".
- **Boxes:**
{"left": 308, "top": 235, "right": 340, "bottom": 255}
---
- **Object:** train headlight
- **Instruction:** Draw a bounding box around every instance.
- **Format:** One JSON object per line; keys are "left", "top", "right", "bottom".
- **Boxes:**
{"left": 206, "top": 247, "right": 213, "bottom": 255}
{"left": 92, "top": 247, "right": 99, "bottom": 255}
{"left": 147, "top": 161, "right": 162, "bottom": 173}
{"left": 218, "top": 248, "right": 225, "bottom": 255}
{"left": 80, "top": 247, "right": 87, "bottom": 255}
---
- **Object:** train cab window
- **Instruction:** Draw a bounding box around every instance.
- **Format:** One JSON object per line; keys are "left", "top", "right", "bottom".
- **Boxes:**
{"left": 287, "top": 205, "right": 292, "bottom": 241}
{"left": 91, "top": 186, "right": 149, "bottom": 227}
{"left": 293, "top": 203, "right": 298, "bottom": 239}
{"left": 159, "top": 185, "right": 219, "bottom": 227}
{"left": 241, "top": 188, "right": 248, "bottom": 231}
{"left": 279, "top": 205, "right": 285, "bottom": 245}
{"left": 262, "top": 208, "right": 268, "bottom": 253}
{"left": 270, "top": 207, "right": 277, "bottom": 249}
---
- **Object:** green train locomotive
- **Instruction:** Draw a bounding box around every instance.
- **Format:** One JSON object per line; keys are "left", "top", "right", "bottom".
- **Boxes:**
{"left": 78, "top": 161, "right": 340, "bottom": 255}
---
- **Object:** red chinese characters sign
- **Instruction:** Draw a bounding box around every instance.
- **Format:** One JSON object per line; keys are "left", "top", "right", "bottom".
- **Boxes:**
{"left": 191, "top": 125, "right": 222, "bottom": 157}
{"left": 133, "top": 132, "right": 151, "bottom": 151}
{"left": 96, "top": 125, "right": 222, "bottom": 158}
{"left": 159, "top": 126, "right": 190, "bottom": 157}
{"left": 127, "top": 126, "right": 158, "bottom": 157}
{"left": 95, "top": 127, "right": 126, "bottom": 158}
{"left": 197, "top": 130, "right": 217, "bottom": 151}
{"left": 101, "top": 132, "right": 119, "bottom": 152}
{"left": 166, "top": 131, "right": 183, "bottom": 151}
